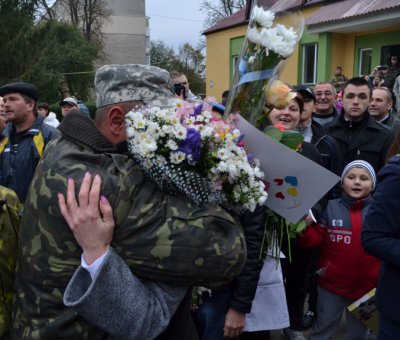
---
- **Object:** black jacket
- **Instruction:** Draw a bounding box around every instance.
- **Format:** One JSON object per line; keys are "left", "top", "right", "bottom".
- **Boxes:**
{"left": 311, "top": 121, "right": 342, "bottom": 198}
{"left": 325, "top": 111, "right": 393, "bottom": 173}
{"left": 362, "top": 155, "right": 400, "bottom": 323}
{"left": 229, "top": 206, "right": 266, "bottom": 313}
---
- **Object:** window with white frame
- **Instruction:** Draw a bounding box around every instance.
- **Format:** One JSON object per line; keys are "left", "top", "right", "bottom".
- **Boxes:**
{"left": 302, "top": 43, "right": 318, "bottom": 84}
{"left": 232, "top": 55, "right": 239, "bottom": 77}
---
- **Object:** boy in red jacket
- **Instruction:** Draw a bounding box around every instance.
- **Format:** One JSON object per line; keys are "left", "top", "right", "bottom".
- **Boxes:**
{"left": 299, "top": 160, "right": 380, "bottom": 339}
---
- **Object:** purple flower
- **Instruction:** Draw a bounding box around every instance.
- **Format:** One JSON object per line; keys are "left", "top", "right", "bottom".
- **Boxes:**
{"left": 193, "top": 103, "right": 203, "bottom": 116}
{"left": 178, "top": 128, "right": 201, "bottom": 164}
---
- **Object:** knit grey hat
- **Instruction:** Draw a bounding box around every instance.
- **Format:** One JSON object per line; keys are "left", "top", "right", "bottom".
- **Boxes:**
{"left": 341, "top": 160, "right": 376, "bottom": 190}
{"left": 95, "top": 64, "right": 177, "bottom": 108}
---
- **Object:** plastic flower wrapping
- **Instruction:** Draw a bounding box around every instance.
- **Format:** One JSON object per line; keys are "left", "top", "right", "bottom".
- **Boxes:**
{"left": 224, "top": 2, "right": 304, "bottom": 127}
{"left": 125, "top": 100, "right": 268, "bottom": 212}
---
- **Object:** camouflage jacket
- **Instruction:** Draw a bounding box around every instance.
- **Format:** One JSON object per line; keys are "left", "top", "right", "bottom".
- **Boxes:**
{"left": 329, "top": 74, "right": 348, "bottom": 92}
{"left": 0, "top": 186, "right": 22, "bottom": 340}
{"left": 12, "top": 112, "right": 245, "bottom": 339}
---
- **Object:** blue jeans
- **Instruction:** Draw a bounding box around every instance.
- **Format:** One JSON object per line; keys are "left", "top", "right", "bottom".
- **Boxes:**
{"left": 378, "top": 314, "right": 400, "bottom": 340}
{"left": 197, "top": 286, "right": 232, "bottom": 340}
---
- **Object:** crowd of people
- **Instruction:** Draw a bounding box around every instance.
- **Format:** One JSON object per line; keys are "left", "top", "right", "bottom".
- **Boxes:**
{"left": 0, "top": 62, "right": 399, "bottom": 340}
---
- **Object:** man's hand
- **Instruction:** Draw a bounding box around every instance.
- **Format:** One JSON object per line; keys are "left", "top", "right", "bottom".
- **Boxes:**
{"left": 223, "top": 308, "right": 245, "bottom": 338}
{"left": 58, "top": 172, "right": 115, "bottom": 265}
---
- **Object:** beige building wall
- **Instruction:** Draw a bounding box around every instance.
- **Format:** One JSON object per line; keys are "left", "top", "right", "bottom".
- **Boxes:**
{"left": 206, "top": 26, "right": 247, "bottom": 100}
{"left": 101, "top": 0, "right": 147, "bottom": 65}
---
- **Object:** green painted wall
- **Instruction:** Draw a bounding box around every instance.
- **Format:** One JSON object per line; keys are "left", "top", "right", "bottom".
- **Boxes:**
{"left": 298, "top": 28, "right": 332, "bottom": 84}
{"left": 317, "top": 33, "right": 332, "bottom": 82}
{"left": 229, "top": 36, "right": 245, "bottom": 83}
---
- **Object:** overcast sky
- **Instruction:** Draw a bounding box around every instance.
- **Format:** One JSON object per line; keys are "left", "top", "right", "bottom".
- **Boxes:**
{"left": 146, "top": 0, "right": 207, "bottom": 51}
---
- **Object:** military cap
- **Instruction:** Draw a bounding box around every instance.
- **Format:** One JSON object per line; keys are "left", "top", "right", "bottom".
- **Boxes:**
{"left": 0, "top": 82, "right": 39, "bottom": 101}
{"left": 95, "top": 64, "right": 177, "bottom": 108}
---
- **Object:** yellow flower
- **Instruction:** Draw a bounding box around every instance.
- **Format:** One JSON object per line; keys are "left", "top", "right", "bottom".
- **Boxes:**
{"left": 266, "top": 80, "right": 296, "bottom": 109}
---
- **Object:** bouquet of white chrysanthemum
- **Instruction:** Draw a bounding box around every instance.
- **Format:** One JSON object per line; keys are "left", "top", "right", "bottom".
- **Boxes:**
{"left": 224, "top": 3, "right": 303, "bottom": 127}
{"left": 125, "top": 100, "right": 267, "bottom": 212}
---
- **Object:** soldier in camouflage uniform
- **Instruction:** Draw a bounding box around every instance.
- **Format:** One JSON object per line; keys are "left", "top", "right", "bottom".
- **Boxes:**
{"left": 12, "top": 64, "right": 246, "bottom": 339}
{"left": 329, "top": 66, "right": 348, "bottom": 93}
{"left": 0, "top": 186, "right": 22, "bottom": 340}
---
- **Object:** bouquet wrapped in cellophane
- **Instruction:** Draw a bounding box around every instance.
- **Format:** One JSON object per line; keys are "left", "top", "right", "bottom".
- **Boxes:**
{"left": 223, "top": 1, "right": 306, "bottom": 262}
{"left": 224, "top": 1, "right": 304, "bottom": 127}
{"left": 125, "top": 100, "right": 267, "bottom": 212}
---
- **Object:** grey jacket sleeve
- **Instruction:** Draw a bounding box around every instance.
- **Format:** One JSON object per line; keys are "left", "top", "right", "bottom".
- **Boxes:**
{"left": 63, "top": 248, "right": 188, "bottom": 340}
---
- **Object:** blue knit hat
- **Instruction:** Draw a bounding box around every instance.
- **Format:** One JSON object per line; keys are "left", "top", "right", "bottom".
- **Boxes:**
{"left": 341, "top": 160, "right": 376, "bottom": 190}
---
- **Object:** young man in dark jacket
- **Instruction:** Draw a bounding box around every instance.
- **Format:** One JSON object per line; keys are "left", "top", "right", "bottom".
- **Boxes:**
{"left": 325, "top": 77, "right": 393, "bottom": 174}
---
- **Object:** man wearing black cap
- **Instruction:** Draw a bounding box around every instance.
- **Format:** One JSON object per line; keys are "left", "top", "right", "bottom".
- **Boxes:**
{"left": 295, "top": 85, "right": 342, "bottom": 184}
{"left": 0, "top": 82, "right": 60, "bottom": 202}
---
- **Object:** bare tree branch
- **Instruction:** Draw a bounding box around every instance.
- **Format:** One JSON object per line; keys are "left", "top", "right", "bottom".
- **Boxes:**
{"left": 200, "top": 0, "right": 246, "bottom": 28}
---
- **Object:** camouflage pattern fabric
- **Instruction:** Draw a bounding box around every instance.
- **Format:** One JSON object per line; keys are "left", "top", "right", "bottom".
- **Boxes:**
{"left": 330, "top": 74, "right": 348, "bottom": 92}
{"left": 95, "top": 64, "right": 178, "bottom": 108}
{"left": 0, "top": 186, "right": 22, "bottom": 339}
{"left": 12, "top": 123, "right": 246, "bottom": 338}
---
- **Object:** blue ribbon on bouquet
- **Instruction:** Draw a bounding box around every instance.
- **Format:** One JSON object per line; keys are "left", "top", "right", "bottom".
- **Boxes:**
{"left": 236, "top": 58, "right": 279, "bottom": 87}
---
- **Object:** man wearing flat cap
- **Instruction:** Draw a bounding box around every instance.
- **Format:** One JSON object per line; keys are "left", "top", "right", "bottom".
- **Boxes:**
{"left": 0, "top": 82, "right": 60, "bottom": 202}
{"left": 12, "top": 65, "right": 245, "bottom": 339}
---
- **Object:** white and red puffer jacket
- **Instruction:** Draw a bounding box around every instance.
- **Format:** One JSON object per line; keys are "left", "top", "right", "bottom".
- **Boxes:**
{"left": 298, "top": 194, "right": 380, "bottom": 299}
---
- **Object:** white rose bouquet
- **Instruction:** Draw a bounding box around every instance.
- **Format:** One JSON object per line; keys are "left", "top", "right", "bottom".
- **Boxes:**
{"left": 224, "top": 4, "right": 304, "bottom": 127}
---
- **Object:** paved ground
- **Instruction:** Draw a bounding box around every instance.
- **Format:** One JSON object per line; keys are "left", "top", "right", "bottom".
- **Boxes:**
{"left": 270, "top": 314, "right": 346, "bottom": 340}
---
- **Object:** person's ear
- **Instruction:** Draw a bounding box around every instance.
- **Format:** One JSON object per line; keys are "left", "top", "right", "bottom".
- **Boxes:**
{"left": 108, "top": 106, "right": 126, "bottom": 136}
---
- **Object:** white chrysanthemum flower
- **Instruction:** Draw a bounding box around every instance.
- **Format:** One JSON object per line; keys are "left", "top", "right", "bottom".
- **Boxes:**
{"left": 186, "top": 116, "right": 195, "bottom": 124}
{"left": 210, "top": 167, "right": 218, "bottom": 175}
{"left": 174, "top": 125, "right": 187, "bottom": 140}
{"left": 166, "top": 139, "right": 178, "bottom": 151}
{"left": 231, "top": 129, "right": 241, "bottom": 139}
{"left": 217, "top": 148, "right": 231, "bottom": 161}
{"left": 142, "top": 158, "right": 153, "bottom": 170}
{"left": 260, "top": 27, "right": 282, "bottom": 52}
{"left": 217, "top": 161, "right": 228, "bottom": 172}
{"left": 253, "top": 166, "right": 264, "bottom": 179}
{"left": 147, "top": 122, "right": 164, "bottom": 138}
{"left": 246, "top": 27, "right": 262, "bottom": 45}
{"left": 140, "top": 136, "right": 157, "bottom": 154}
{"left": 126, "top": 126, "right": 136, "bottom": 138}
{"left": 155, "top": 155, "right": 167, "bottom": 165}
{"left": 251, "top": 6, "right": 275, "bottom": 28}
{"left": 126, "top": 110, "right": 143, "bottom": 121}
{"left": 170, "top": 151, "right": 186, "bottom": 164}
{"left": 133, "top": 117, "right": 147, "bottom": 129}
{"left": 202, "top": 110, "right": 212, "bottom": 119}
{"left": 248, "top": 56, "right": 256, "bottom": 65}
{"left": 170, "top": 116, "right": 180, "bottom": 125}
{"left": 196, "top": 115, "right": 205, "bottom": 123}
{"left": 162, "top": 125, "right": 173, "bottom": 134}
{"left": 227, "top": 164, "right": 240, "bottom": 179}
{"left": 200, "top": 126, "right": 213, "bottom": 138}
{"left": 275, "top": 24, "right": 297, "bottom": 57}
